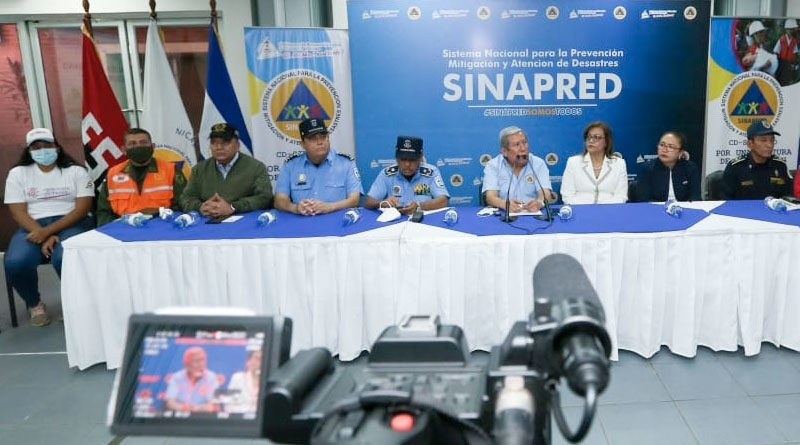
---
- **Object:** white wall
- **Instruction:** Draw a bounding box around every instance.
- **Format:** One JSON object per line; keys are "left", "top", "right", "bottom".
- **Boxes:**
{"left": 332, "top": 0, "right": 348, "bottom": 28}
{"left": 0, "top": 0, "right": 254, "bottom": 136}
{"left": 788, "top": 0, "right": 800, "bottom": 16}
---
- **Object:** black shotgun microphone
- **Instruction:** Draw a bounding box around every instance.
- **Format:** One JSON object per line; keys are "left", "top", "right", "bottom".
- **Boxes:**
{"left": 501, "top": 156, "right": 517, "bottom": 222}
{"left": 532, "top": 254, "right": 611, "bottom": 397}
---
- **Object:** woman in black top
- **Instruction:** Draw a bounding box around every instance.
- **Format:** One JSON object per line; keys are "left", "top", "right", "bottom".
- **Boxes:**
{"left": 636, "top": 131, "right": 701, "bottom": 202}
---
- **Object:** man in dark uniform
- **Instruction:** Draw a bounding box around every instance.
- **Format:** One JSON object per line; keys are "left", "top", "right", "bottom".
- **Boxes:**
{"left": 721, "top": 120, "right": 792, "bottom": 199}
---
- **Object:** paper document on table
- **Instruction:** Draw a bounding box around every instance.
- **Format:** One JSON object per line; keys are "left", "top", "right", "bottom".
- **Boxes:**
{"left": 222, "top": 215, "right": 244, "bottom": 222}
{"left": 510, "top": 210, "right": 543, "bottom": 216}
{"left": 786, "top": 203, "right": 800, "bottom": 212}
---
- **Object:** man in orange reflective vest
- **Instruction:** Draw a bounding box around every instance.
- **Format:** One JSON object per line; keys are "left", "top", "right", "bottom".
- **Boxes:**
{"left": 774, "top": 19, "right": 799, "bottom": 85}
{"left": 96, "top": 128, "right": 187, "bottom": 226}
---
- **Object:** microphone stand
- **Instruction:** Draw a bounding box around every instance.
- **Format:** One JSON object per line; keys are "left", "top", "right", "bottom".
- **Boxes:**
{"left": 532, "top": 168, "right": 555, "bottom": 222}
{"left": 501, "top": 156, "right": 518, "bottom": 222}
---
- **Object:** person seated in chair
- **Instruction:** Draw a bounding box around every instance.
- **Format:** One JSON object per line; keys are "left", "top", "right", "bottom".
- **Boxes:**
{"left": 4, "top": 128, "right": 94, "bottom": 326}
{"left": 180, "top": 123, "right": 273, "bottom": 220}
{"left": 560, "top": 121, "right": 629, "bottom": 204}
{"left": 722, "top": 120, "right": 792, "bottom": 200}
{"left": 274, "top": 118, "right": 362, "bottom": 216}
{"left": 481, "top": 126, "right": 556, "bottom": 212}
{"left": 364, "top": 136, "right": 449, "bottom": 214}
{"left": 635, "top": 131, "right": 701, "bottom": 202}
{"left": 95, "top": 128, "right": 187, "bottom": 226}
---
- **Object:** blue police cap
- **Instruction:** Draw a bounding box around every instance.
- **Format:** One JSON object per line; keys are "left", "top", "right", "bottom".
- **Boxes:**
{"left": 299, "top": 118, "right": 329, "bottom": 139}
{"left": 746, "top": 119, "right": 781, "bottom": 139}
{"left": 395, "top": 136, "right": 423, "bottom": 159}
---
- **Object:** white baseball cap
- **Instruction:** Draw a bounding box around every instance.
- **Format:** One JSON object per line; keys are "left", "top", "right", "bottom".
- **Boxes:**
{"left": 26, "top": 128, "right": 55, "bottom": 146}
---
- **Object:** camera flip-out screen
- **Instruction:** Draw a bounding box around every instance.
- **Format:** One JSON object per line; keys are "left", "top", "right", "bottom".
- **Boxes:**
{"left": 111, "top": 314, "right": 289, "bottom": 438}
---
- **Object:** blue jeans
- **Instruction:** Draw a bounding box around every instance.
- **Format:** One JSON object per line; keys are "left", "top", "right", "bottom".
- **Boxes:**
{"left": 4, "top": 215, "right": 94, "bottom": 308}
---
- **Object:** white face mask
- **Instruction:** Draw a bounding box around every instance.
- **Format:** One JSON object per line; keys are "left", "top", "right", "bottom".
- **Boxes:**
{"left": 377, "top": 201, "right": 402, "bottom": 222}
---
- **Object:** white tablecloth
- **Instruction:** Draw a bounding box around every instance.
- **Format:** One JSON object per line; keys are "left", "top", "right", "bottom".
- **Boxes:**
{"left": 61, "top": 205, "right": 800, "bottom": 369}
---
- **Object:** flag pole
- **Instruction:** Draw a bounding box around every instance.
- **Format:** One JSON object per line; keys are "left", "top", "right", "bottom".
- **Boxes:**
{"left": 210, "top": 0, "right": 218, "bottom": 33}
{"left": 210, "top": 0, "right": 222, "bottom": 52}
{"left": 82, "top": 0, "right": 93, "bottom": 38}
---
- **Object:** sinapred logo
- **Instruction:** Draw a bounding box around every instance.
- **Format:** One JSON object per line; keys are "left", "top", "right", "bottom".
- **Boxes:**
{"left": 720, "top": 71, "right": 784, "bottom": 135}
{"left": 153, "top": 148, "right": 192, "bottom": 178}
{"left": 261, "top": 69, "right": 341, "bottom": 144}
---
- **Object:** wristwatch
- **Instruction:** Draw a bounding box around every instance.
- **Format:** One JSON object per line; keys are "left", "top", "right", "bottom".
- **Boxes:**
{"left": 230, "top": 203, "right": 236, "bottom": 214}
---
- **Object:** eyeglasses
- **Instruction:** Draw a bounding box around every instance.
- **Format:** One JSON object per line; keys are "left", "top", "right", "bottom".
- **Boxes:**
{"left": 658, "top": 141, "right": 681, "bottom": 151}
{"left": 585, "top": 134, "right": 605, "bottom": 142}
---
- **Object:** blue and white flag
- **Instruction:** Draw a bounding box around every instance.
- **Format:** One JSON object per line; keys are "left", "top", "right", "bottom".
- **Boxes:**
{"left": 199, "top": 23, "right": 253, "bottom": 158}
{"left": 140, "top": 19, "right": 197, "bottom": 171}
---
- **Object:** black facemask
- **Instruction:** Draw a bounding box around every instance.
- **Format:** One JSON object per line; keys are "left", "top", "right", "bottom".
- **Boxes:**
{"left": 126, "top": 145, "right": 154, "bottom": 165}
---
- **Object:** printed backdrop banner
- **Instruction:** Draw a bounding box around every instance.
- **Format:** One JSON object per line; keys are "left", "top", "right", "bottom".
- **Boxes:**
{"left": 348, "top": 0, "right": 710, "bottom": 204}
{"left": 244, "top": 28, "right": 354, "bottom": 184}
{"left": 705, "top": 17, "right": 800, "bottom": 175}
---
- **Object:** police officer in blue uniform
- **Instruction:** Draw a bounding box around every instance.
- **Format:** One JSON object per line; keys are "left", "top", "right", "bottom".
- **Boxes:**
{"left": 274, "top": 118, "right": 363, "bottom": 215}
{"left": 722, "top": 119, "right": 792, "bottom": 200}
{"left": 482, "top": 126, "right": 556, "bottom": 212}
{"left": 364, "top": 136, "right": 449, "bottom": 215}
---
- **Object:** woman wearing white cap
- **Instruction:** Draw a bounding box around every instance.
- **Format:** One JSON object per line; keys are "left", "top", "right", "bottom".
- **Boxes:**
{"left": 3, "top": 128, "right": 94, "bottom": 326}
{"left": 773, "top": 19, "right": 799, "bottom": 85}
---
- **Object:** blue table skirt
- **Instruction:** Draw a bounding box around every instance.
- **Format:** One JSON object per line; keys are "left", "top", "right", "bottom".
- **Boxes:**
{"left": 421, "top": 203, "right": 710, "bottom": 236}
{"left": 96, "top": 209, "right": 403, "bottom": 242}
{"left": 711, "top": 200, "right": 800, "bottom": 227}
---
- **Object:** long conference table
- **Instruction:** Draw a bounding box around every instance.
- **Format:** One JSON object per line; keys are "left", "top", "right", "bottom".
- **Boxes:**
{"left": 61, "top": 201, "right": 800, "bottom": 370}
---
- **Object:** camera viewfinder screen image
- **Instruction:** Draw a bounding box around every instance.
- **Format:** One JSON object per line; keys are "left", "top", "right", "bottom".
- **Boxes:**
{"left": 132, "top": 329, "right": 265, "bottom": 420}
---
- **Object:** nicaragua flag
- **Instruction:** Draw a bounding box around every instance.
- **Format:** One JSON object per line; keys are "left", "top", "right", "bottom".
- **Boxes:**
{"left": 140, "top": 19, "right": 197, "bottom": 167}
{"left": 199, "top": 23, "right": 253, "bottom": 158}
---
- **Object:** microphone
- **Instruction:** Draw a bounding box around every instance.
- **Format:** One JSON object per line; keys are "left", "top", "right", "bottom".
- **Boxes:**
{"left": 501, "top": 156, "right": 517, "bottom": 222}
{"left": 526, "top": 154, "right": 555, "bottom": 222}
{"left": 532, "top": 254, "right": 611, "bottom": 397}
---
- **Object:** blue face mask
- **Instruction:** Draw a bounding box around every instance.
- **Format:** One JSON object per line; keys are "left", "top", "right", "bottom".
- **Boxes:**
{"left": 31, "top": 148, "right": 58, "bottom": 166}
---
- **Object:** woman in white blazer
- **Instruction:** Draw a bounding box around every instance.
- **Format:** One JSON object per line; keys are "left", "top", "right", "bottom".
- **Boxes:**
{"left": 560, "top": 121, "right": 628, "bottom": 204}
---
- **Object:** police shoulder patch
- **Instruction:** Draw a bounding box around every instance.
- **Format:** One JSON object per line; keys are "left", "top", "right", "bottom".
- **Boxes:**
{"left": 285, "top": 152, "right": 303, "bottom": 163}
{"left": 729, "top": 155, "right": 747, "bottom": 165}
{"left": 337, "top": 152, "right": 355, "bottom": 161}
{"left": 419, "top": 166, "right": 434, "bottom": 177}
{"left": 385, "top": 165, "right": 399, "bottom": 176}
{"left": 771, "top": 155, "right": 786, "bottom": 165}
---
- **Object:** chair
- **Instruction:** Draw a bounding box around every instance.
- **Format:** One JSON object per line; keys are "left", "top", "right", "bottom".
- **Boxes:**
{"left": 705, "top": 170, "right": 725, "bottom": 200}
{"left": 3, "top": 254, "right": 51, "bottom": 329}
{"left": 4, "top": 276, "right": 16, "bottom": 328}
{"left": 3, "top": 255, "right": 19, "bottom": 328}
{"left": 627, "top": 180, "right": 639, "bottom": 203}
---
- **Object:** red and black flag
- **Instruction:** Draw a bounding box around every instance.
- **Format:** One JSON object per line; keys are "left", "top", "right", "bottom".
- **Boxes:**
{"left": 81, "top": 20, "right": 128, "bottom": 189}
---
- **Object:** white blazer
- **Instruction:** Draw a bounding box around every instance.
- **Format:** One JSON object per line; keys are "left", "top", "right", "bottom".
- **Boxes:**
{"left": 560, "top": 152, "right": 628, "bottom": 204}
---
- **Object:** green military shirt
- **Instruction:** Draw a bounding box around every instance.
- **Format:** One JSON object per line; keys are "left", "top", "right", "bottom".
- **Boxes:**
{"left": 179, "top": 152, "right": 273, "bottom": 213}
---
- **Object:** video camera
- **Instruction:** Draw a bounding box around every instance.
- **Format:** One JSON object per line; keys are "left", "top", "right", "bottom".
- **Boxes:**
{"left": 109, "top": 253, "right": 611, "bottom": 444}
